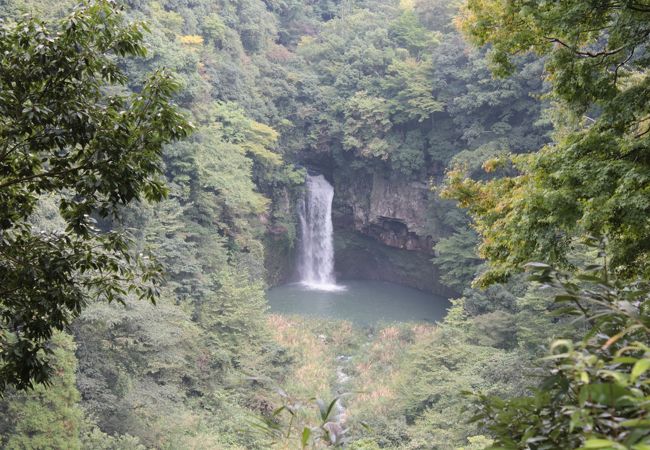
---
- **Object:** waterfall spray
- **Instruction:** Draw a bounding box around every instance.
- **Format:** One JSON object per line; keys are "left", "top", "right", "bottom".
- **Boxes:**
{"left": 297, "top": 174, "right": 344, "bottom": 291}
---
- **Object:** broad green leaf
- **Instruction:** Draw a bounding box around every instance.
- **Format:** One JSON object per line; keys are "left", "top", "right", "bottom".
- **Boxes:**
{"left": 631, "top": 359, "right": 650, "bottom": 382}
{"left": 579, "top": 438, "right": 623, "bottom": 449}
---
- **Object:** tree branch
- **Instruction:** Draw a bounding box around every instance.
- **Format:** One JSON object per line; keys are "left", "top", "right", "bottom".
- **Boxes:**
{"left": 546, "top": 37, "right": 628, "bottom": 58}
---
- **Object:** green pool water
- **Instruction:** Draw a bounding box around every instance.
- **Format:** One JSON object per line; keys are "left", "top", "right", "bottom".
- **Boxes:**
{"left": 266, "top": 280, "right": 450, "bottom": 325}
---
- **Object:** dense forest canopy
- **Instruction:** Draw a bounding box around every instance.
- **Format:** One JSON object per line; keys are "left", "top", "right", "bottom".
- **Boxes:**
{"left": 0, "top": 0, "right": 648, "bottom": 449}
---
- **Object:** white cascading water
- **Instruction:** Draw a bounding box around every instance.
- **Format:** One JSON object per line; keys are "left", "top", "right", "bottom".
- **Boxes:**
{"left": 297, "top": 174, "right": 344, "bottom": 291}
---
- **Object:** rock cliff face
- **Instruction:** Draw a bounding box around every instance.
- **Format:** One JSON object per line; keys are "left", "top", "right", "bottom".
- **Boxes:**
{"left": 333, "top": 230, "right": 454, "bottom": 296}
{"left": 333, "top": 171, "right": 441, "bottom": 253}
{"left": 330, "top": 169, "right": 455, "bottom": 296}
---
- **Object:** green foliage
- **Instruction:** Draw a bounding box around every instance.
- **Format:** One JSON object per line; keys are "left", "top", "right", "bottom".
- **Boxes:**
{"left": 74, "top": 287, "right": 280, "bottom": 448}
{"left": 433, "top": 227, "right": 483, "bottom": 291}
{"left": 335, "top": 275, "right": 573, "bottom": 449}
{"left": 388, "top": 9, "right": 438, "bottom": 57}
{"left": 391, "top": 327, "right": 526, "bottom": 448}
{"left": 459, "top": 0, "right": 649, "bottom": 110}
{"left": 457, "top": 435, "right": 494, "bottom": 450}
{"left": 0, "top": 0, "right": 189, "bottom": 391}
{"left": 199, "top": 268, "right": 269, "bottom": 352}
{"left": 447, "top": 0, "right": 650, "bottom": 284}
{"left": 0, "top": 0, "right": 303, "bottom": 445}
{"left": 80, "top": 427, "right": 145, "bottom": 450}
{"left": 294, "top": 0, "right": 548, "bottom": 180}
{"left": 149, "top": 2, "right": 184, "bottom": 37}
{"left": 445, "top": 4, "right": 650, "bottom": 447}
{"left": 381, "top": 58, "right": 443, "bottom": 123}
{"left": 343, "top": 91, "right": 392, "bottom": 160}
{"left": 255, "top": 392, "right": 352, "bottom": 448}
{"left": 470, "top": 264, "right": 650, "bottom": 449}
{"left": 203, "top": 13, "right": 227, "bottom": 45}
{"left": 0, "top": 333, "right": 83, "bottom": 449}
{"left": 0, "top": 1, "right": 619, "bottom": 449}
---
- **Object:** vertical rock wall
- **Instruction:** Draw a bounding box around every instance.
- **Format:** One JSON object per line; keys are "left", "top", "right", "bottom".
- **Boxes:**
{"left": 330, "top": 169, "right": 456, "bottom": 296}
{"left": 333, "top": 170, "right": 444, "bottom": 253}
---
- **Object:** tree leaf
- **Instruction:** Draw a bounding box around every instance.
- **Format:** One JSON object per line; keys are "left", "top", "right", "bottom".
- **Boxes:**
{"left": 631, "top": 358, "right": 650, "bottom": 382}
{"left": 301, "top": 427, "right": 311, "bottom": 448}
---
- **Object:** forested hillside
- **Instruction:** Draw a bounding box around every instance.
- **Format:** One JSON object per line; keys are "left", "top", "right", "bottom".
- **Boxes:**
{"left": 0, "top": 0, "right": 648, "bottom": 449}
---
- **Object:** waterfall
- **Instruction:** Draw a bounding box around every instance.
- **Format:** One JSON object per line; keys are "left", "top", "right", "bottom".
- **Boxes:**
{"left": 297, "top": 174, "right": 343, "bottom": 291}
